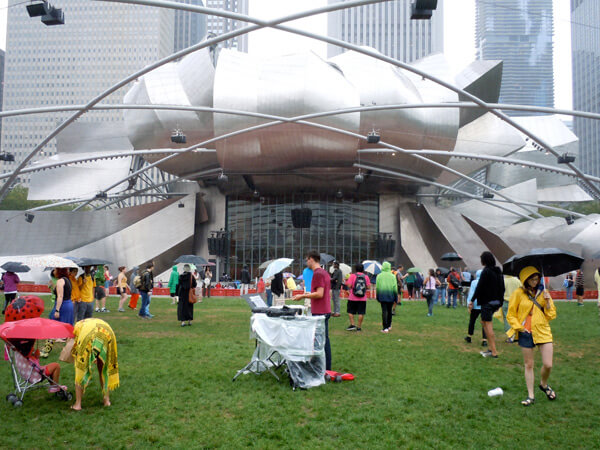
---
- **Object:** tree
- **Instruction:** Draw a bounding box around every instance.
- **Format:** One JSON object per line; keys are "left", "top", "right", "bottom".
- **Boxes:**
{"left": 0, "top": 185, "right": 79, "bottom": 211}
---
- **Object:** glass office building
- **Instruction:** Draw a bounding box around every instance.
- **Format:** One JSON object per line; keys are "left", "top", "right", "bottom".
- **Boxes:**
{"left": 226, "top": 193, "right": 379, "bottom": 278}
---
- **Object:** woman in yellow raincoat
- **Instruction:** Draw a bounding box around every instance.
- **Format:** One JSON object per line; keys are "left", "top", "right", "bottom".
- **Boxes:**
{"left": 507, "top": 266, "right": 557, "bottom": 407}
{"left": 70, "top": 318, "right": 119, "bottom": 410}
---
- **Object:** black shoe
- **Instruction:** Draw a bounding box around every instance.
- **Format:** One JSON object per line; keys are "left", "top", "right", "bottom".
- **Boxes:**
{"left": 345, "top": 325, "right": 357, "bottom": 331}
{"left": 481, "top": 340, "right": 488, "bottom": 347}
{"left": 356, "top": 327, "right": 362, "bottom": 332}
{"left": 464, "top": 336, "right": 472, "bottom": 343}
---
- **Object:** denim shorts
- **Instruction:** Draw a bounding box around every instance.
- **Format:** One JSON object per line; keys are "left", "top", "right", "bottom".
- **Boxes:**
{"left": 518, "top": 331, "right": 535, "bottom": 348}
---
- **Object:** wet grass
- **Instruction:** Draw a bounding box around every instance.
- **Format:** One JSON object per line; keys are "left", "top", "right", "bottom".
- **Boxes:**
{"left": 1, "top": 296, "right": 599, "bottom": 448}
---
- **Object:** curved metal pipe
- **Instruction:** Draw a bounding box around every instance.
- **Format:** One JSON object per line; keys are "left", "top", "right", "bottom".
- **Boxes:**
{"left": 0, "top": 0, "right": 390, "bottom": 202}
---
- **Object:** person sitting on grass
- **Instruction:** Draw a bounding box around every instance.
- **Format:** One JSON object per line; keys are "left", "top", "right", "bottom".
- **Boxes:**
{"left": 506, "top": 266, "right": 557, "bottom": 407}
{"left": 71, "top": 318, "right": 119, "bottom": 411}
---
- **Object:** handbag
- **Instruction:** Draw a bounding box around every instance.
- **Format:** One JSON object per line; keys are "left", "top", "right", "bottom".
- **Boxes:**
{"left": 189, "top": 287, "right": 198, "bottom": 304}
{"left": 59, "top": 338, "right": 75, "bottom": 363}
{"left": 423, "top": 289, "right": 434, "bottom": 298}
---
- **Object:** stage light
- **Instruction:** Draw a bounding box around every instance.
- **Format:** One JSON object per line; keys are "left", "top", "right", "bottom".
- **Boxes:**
{"left": 557, "top": 153, "right": 575, "bottom": 164}
{"left": 218, "top": 172, "right": 228, "bottom": 183}
{"left": 41, "top": 6, "right": 64, "bottom": 26}
{"left": 25, "top": 213, "right": 35, "bottom": 223}
{"left": 171, "top": 128, "right": 187, "bottom": 144}
{"left": 367, "top": 129, "right": 380, "bottom": 144}
{"left": 565, "top": 215, "right": 575, "bottom": 225}
{"left": 178, "top": 202, "right": 185, "bottom": 208}
{"left": 26, "top": 1, "right": 50, "bottom": 17}
{"left": 95, "top": 191, "right": 108, "bottom": 199}
{"left": 336, "top": 189, "right": 343, "bottom": 199}
{"left": 354, "top": 172, "right": 364, "bottom": 184}
{"left": 0, "top": 153, "right": 15, "bottom": 162}
{"left": 482, "top": 192, "right": 494, "bottom": 199}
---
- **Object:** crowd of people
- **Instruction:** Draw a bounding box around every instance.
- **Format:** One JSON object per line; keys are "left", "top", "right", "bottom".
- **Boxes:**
{"left": 3, "top": 252, "right": 599, "bottom": 409}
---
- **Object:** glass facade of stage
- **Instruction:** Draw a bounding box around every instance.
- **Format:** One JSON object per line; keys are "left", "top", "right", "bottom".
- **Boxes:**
{"left": 226, "top": 194, "right": 379, "bottom": 279}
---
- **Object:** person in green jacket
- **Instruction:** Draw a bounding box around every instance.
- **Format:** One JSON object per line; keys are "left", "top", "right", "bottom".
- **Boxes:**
{"left": 168, "top": 265, "right": 180, "bottom": 304}
{"left": 94, "top": 265, "right": 108, "bottom": 313}
{"left": 376, "top": 262, "right": 399, "bottom": 333}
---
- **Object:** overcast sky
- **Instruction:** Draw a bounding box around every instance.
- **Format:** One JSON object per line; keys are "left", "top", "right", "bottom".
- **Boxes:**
{"left": 0, "top": 0, "right": 573, "bottom": 108}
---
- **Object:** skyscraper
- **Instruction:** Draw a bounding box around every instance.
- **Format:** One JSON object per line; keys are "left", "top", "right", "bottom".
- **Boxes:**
{"left": 1, "top": 0, "right": 174, "bottom": 182}
{"left": 205, "top": 0, "right": 249, "bottom": 52}
{"left": 571, "top": 0, "right": 600, "bottom": 178}
{"left": 475, "top": 0, "right": 554, "bottom": 116}
{"left": 174, "top": 0, "right": 207, "bottom": 53}
{"left": 0, "top": 49, "right": 5, "bottom": 147}
{"left": 327, "top": 0, "right": 444, "bottom": 62}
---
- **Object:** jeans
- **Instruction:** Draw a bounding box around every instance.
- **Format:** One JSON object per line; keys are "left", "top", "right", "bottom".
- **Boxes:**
{"left": 314, "top": 313, "right": 331, "bottom": 371}
{"left": 435, "top": 287, "right": 446, "bottom": 305}
{"left": 75, "top": 301, "right": 94, "bottom": 322}
{"left": 331, "top": 289, "right": 341, "bottom": 314}
{"left": 425, "top": 293, "right": 434, "bottom": 315}
{"left": 468, "top": 308, "right": 486, "bottom": 338}
{"left": 139, "top": 291, "right": 151, "bottom": 317}
{"left": 565, "top": 286, "right": 573, "bottom": 300}
{"left": 266, "top": 289, "right": 273, "bottom": 307}
{"left": 447, "top": 289, "right": 458, "bottom": 307}
{"left": 380, "top": 301, "right": 393, "bottom": 329}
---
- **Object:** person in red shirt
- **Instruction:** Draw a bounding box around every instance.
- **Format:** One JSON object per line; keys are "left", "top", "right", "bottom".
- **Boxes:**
{"left": 292, "top": 250, "right": 332, "bottom": 370}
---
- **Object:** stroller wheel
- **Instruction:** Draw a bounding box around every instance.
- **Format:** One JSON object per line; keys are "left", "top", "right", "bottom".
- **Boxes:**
{"left": 13, "top": 400, "right": 23, "bottom": 407}
{"left": 6, "top": 394, "right": 17, "bottom": 403}
{"left": 66, "top": 392, "right": 73, "bottom": 401}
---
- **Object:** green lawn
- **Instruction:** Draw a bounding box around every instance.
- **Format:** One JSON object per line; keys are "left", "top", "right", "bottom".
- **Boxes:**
{"left": 1, "top": 296, "right": 599, "bottom": 448}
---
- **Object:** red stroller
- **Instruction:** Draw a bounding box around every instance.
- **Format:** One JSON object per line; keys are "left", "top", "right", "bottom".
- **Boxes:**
{"left": 1, "top": 318, "right": 74, "bottom": 407}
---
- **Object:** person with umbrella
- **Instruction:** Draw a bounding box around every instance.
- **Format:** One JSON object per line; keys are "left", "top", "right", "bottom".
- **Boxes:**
{"left": 506, "top": 266, "right": 557, "bottom": 406}
{"left": 470, "top": 252, "right": 505, "bottom": 358}
{"left": 1, "top": 269, "right": 20, "bottom": 315}
{"left": 177, "top": 264, "right": 197, "bottom": 327}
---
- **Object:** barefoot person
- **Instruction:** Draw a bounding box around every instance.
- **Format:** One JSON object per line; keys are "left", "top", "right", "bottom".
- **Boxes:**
{"left": 507, "top": 266, "right": 557, "bottom": 407}
{"left": 71, "top": 318, "right": 119, "bottom": 410}
{"left": 116, "top": 266, "right": 129, "bottom": 312}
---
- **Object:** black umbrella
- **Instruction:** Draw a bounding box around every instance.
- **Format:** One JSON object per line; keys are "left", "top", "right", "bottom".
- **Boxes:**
{"left": 436, "top": 267, "right": 450, "bottom": 276}
{"left": 1, "top": 262, "right": 31, "bottom": 273}
{"left": 440, "top": 252, "right": 462, "bottom": 262}
{"left": 320, "top": 253, "right": 335, "bottom": 265}
{"left": 76, "top": 257, "right": 113, "bottom": 267}
{"left": 502, "top": 248, "right": 584, "bottom": 277}
{"left": 175, "top": 255, "right": 208, "bottom": 266}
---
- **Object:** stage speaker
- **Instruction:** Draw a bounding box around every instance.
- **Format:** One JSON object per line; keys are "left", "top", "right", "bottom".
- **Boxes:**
{"left": 411, "top": 0, "right": 437, "bottom": 19}
{"left": 291, "top": 208, "right": 312, "bottom": 228}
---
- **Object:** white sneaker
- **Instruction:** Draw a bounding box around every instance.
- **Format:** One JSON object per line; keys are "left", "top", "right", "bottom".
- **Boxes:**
{"left": 381, "top": 328, "right": 389, "bottom": 333}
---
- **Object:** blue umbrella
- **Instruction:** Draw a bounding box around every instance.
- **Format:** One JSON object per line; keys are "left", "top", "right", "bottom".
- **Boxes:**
{"left": 263, "top": 258, "right": 294, "bottom": 279}
{"left": 362, "top": 260, "right": 382, "bottom": 275}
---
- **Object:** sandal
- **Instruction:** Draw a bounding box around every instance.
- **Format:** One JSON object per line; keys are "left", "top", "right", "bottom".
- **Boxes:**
{"left": 521, "top": 397, "right": 535, "bottom": 406}
{"left": 539, "top": 384, "right": 556, "bottom": 400}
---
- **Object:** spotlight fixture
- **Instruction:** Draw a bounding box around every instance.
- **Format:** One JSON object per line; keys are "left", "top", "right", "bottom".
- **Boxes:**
{"left": 482, "top": 192, "right": 494, "bottom": 199}
{"left": 565, "top": 215, "right": 575, "bottom": 225}
{"left": 95, "top": 191, "right": 108, "bottom": 199}
{"left": 218, "top": 171, "right": 228, "bottom": 183}
{"left": 410, "top": 0, "right": 438, "bottom": 20}
{"left": 336, "top": 189, "right": 343, "bottom": 199}
{"left": 557, "top": 153, "right": 576, "bottom": 164}
{"left": 41, "top": 6, "right": 64, "bottom": 26}
{"left": 367, "top": 129, "right": 380, "bottom": 144}
{"left": 178, "top": 202, "right": 185, "bottom": 208}
{"left": 26, "top": 1, "right": 50, "bottom": 17}
{"left": 24, "top": 213, "right": 35, "bottom": 223}
{"left": 0, "top": 153, "right": 15, "bottom": 162}
{"left": 171, "top": 128, "right": 186, "bottom": 144}
{"left": 354, "top": 172, "right": 364, "bottom": 184}
{"left": 253, "top": 189, "right": 260, "bottom": 198}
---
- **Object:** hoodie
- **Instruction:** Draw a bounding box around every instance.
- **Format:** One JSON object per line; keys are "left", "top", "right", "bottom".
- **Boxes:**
{"left": 376, "top": 262, "right": 398, "bottom": 303}
{"left": 168, "top": 266, "right": 179, "bottom": 294}
{"left": 471, "top": 265, "right": 505, "bottom": 306}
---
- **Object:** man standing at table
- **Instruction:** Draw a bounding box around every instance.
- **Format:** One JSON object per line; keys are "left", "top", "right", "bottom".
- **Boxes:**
{"left": 292, "top": 250, "right": 332, "bottom": 371}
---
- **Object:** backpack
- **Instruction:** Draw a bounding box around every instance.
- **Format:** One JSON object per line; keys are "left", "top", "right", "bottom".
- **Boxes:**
{"left": 352, "top": 274, "right": 367, "bottom": 298}
{"left": 133, "top": 273, "right": 143, "bottom": 289}
{"left": 449, "top": 272, "right": 460, "bottom": 289}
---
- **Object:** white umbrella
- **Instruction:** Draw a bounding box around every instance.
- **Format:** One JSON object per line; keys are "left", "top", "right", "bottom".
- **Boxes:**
{"left": 263, "top": 258, "right": 294, "bottom": 279}
{"left": 259, "top": 259, "right": 275, "bottom": 270}
{"left": 330, "top": 263, "right": 352, "bottom": 278}
{"left": 362, "top": 260, "right": 382, "bottom": 275}
{"left": 22, "top": 255, "right": 79, "bottom": 269}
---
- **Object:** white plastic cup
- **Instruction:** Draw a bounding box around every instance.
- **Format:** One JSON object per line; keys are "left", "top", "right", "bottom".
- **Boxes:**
{"left": 487, "top": 387, "right": 504, "bottom": 397}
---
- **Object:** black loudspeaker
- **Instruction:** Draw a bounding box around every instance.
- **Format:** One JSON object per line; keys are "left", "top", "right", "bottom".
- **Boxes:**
{"left": 374, "top": 236, "right": 396, "bottom": 259}
{"left": 291, "top": 208, "right": 312, "bottom": 228}
{"left": 207, "top": 233, "right": 229, "bottom": 256}
{"left": 411, "top": 0, "right": 437, "bottom": 19}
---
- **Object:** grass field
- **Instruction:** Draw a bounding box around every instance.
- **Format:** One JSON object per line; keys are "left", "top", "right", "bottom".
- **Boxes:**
{"left": 1, "top": 295, "right": 599, "bottom": 449}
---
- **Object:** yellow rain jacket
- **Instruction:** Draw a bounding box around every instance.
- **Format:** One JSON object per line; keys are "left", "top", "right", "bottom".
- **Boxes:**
{"left": 506, "top": 266, "right": 556, "bottom": 344}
